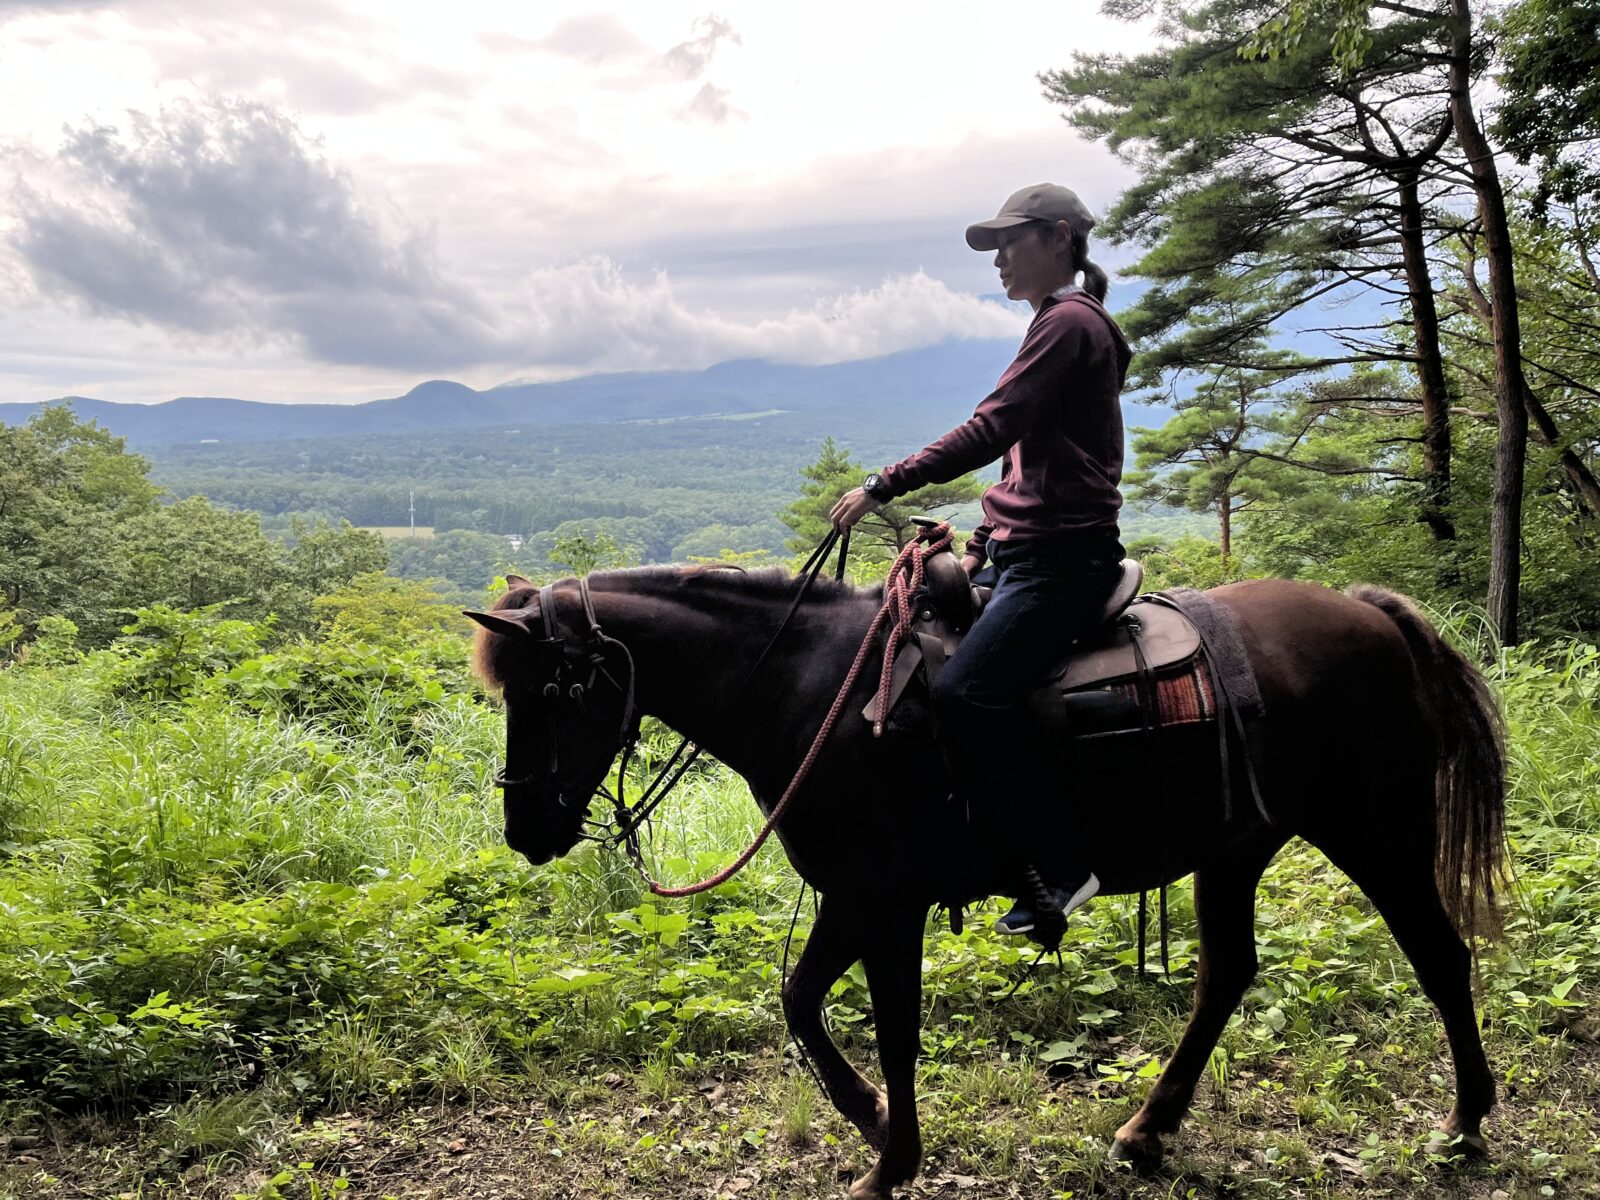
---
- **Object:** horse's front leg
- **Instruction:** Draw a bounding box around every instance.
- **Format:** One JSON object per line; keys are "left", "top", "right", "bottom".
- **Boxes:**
{"left": 849, "top": 907, "right": 927, "bottom": 1200}
{"left": 781, "top": 895, "right": 889, "bottom": 1147}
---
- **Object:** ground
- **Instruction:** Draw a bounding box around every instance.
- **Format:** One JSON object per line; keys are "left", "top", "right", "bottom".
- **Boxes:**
{"left": 7, "top": 1016, "right": 1596, "bottom": 1200}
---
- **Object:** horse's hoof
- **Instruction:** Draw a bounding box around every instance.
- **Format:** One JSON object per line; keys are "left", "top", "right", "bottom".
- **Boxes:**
{"left": 847, "top": 1164, "right": 890, "bottom": 1200}
{"left": 1425, "top": 1130, "right": 1488, "bottom": 1159}
{"left": 1109, "top": 1132, "right": 1163, "bottom": 1169}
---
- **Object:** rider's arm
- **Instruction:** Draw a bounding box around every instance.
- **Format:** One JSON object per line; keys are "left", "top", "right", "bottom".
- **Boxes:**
{"left": 874, "top": 304, "right": 1087, "bottom": 499}
{"left": 963, "top": 518, "right": 994, "bottom": 571}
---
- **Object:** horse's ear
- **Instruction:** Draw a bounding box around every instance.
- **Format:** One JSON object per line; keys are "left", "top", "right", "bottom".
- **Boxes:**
{"left": 505, "top": 574, "right": 533, "bottom": 588}
{"left": 463, "top": 607, "right": 540, "bottom": 639}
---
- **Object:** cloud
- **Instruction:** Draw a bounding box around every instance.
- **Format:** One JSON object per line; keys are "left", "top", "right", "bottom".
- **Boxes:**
{"left": 682, "top": 83, "right": 743, "bottom": 125}
{"left": 0, "top": 0, "right": 112, "bottom": 12}
{"left": 502, "top": 257, "right": 1026, "bottom": 370}
{"left": 530, "top": 13, "right": 652, "bottom": 65}
{"left": 148, "top": 35, "right": 470, "bottom": 117}
{"left": 7, "top": 99, "right": 501, "bottom": 369}
{"left": 661, "top": 13, "right": 740, "bottom": 80}
{"left": 3, "top": 99, "right": 1025, "bottom": 376}
{"left": 514, "top": 11, "right": 742, "bottom": 109}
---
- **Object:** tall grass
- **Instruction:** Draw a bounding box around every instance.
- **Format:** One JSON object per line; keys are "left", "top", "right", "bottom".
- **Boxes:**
{"left": 0, "top": 618, "right": 1596, "bottom": 1194}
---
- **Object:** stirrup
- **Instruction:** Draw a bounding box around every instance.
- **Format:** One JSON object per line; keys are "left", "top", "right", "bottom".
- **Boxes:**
{"left": 995, "top": 867, "right": 1099, "bottom": 950}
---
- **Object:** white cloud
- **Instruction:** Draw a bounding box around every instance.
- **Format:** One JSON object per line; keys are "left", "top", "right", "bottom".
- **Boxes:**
{"left": 505, "top": 257, "right": 1025, "bottom": 370}
{"left": 660, "top": 13, "right": 739, "bottom": 80}
{"left": 682, "top": 82, "right": 743, "bottom": 125}
{"left": 7, "top": 99, "right": 502, "bottom": 368}
{"left": 0, "top": 1, "right": 1156, "bottom": 401}
{"left": 531, "top": 14, "right": 652, "bottom": 66}
{"left": 3, "top": 98, "right": 1024, "bottom": 376}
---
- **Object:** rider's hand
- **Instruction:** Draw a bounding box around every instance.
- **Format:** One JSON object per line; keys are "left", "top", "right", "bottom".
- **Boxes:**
{"left": 829, "top": 487, "right": 878, "bottom": 532}
{"left": 961, "top": 554, "right": 983, "bottom": 578}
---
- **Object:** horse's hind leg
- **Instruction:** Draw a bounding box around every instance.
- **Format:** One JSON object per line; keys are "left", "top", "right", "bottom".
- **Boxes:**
{"left": 848, "top": 907, "right": 927, "bottom": 1200}
{"left": 1112, "top": 831, "right": 1286, "bottom": 1166}
{"left": 1311, "top": 827, "right": 1495, "bottom": 1156}
{"left": 781, "top": 895, "right": 889, "bottom": 1148}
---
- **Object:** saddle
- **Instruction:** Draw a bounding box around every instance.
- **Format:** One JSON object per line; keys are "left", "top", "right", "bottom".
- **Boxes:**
{"left": 862, "top": 549, "right": 1209, "bottom": 736}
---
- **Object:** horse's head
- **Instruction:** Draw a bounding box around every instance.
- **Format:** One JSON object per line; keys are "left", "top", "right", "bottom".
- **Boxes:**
{"left": 466, "top": 576, "right": 637, "bottom": 865}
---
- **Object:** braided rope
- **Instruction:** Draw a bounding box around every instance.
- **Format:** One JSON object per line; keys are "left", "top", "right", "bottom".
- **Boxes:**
{"left": 646, "top": 521, "right": 956, "bottom": 898}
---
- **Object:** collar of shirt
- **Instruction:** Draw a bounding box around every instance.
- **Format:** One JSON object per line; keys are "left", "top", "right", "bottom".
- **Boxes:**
{"left": 1029, "top": 283, "right": 1084, "bottom": 324}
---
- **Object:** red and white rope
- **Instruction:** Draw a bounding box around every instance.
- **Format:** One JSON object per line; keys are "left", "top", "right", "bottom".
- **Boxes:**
{"left": 647, "top": 521, "right": 955, "bottom": 898}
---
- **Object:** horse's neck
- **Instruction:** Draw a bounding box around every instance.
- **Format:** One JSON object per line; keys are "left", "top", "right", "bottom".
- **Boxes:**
{"left": 588, "top": 575, "right": 869, "bottom": 780}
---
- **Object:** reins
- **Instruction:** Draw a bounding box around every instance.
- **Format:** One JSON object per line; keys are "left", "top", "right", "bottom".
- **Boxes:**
{"left": 638, "top": 521, "right": 953, "bottom": 897}
{"left": 587, "top": 527, "right": 854, "bottom": 873}
{"left": 496, "top": 522, "right": 958, "bottom": 898}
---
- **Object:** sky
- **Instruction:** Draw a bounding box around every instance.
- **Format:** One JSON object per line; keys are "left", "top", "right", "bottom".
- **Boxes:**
{"left": 0, "top": 1, "right": 1153, "bottom": 404}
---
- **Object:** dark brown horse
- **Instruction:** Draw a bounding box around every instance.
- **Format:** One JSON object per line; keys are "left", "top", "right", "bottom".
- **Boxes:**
{"left": 467, "top": 567, "right": 1506, "bottom": 1200}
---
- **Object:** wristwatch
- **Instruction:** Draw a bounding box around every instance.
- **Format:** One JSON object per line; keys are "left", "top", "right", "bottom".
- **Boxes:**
{"left": 862, "top": 472, "right": 893, "bottom": 503}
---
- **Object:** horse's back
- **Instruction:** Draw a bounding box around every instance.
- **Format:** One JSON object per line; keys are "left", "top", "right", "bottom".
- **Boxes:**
{"left": 1208, "top": 578, "right": 1418, "bottom": 707}
{"left": 1205, "top": 578, "right": 1433, "bottom": 831}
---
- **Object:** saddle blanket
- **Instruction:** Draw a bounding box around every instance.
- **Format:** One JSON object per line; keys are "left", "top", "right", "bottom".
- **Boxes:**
{"left": 1048, "top": 652, "right": 1216, "bottom": 738}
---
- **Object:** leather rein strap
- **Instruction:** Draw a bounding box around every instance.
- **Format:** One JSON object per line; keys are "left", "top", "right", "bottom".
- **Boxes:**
{"left": 496, "top": 529, "right": 853, "bottom": 892}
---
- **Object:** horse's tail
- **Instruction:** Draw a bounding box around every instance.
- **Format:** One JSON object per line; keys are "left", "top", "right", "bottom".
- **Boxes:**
{"left": 1347, "top": 585, "right": 1508, "bottom": 943}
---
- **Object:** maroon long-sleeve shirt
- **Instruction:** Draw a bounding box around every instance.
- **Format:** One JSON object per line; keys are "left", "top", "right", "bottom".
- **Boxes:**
{"left": 878, "top": 288, "right": 1131, "bottom": 565}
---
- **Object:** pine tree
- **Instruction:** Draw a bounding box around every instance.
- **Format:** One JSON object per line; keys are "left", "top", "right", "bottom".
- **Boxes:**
{"left": 780, "top": 438, "right": 984, "bottom": 560}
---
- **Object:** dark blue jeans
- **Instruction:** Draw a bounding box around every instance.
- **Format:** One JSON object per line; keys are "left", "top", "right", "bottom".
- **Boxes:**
{"left": 930, "top": 530, "right": 1124, "bottom": 883}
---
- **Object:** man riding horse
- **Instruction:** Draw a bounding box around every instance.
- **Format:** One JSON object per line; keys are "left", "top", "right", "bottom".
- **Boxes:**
{"left": 830, "top": 182, "right": 1130, "bottom": 939}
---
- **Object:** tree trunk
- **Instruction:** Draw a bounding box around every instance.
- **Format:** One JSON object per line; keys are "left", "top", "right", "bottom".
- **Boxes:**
{"left": 1449, "top": 0, "right": 1530, "bottom": 645}
{"left": 1396, "top": 173, "right": 1457, "bottom": 551}
{"left": 1523, "top": 384, "right": 1600, "bottom": 519}
{"left": 1219, "top": 492, "right": 1232, "bottom": 565}
{"left": 1456, "top": 250, "right": 1600, "bottom": 523}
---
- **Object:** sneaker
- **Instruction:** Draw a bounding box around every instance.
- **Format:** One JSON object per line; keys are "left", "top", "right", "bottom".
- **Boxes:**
{"left": 994, "top": 873, "right": 1101, "bottom": 936}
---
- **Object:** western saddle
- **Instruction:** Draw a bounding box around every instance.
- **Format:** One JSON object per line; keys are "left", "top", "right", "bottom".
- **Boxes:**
{"left": 862, "top": 543, "right": 1201, "bottom": 726}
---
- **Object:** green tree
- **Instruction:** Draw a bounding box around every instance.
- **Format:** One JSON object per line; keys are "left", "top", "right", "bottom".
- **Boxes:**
{"left": 1043, "top": 0, "right": 1466, "bottom": 566}
{"left": 1238, "top": 0, "right": 1539, "bottom": 638}
{"left": 780, "top": 437, "right": 984, "bottom": 560}
{"left": 312, "top": 573, "right": 469, "bottom": 644}
{"left": 386, "top": 529, "right": 516, "bottom": 594}
{"left": 281, "top": 517, "right": 388, "bottom": 598}
{"left": 118, "top": 497, "right": 285, "bottom": 621}
{"left": 0, "top": 406, "right": 159, "bottom": 637}
{"left": 1128, "top": 348, "right": 1307, "bottom": 562}
{"left": 1493, "top": 0, "right": 1600, "bottom": 219}
{"left": 106, "top": 604, "right": 267, "bottom": 703}
{"left": 669, "top": 520, "right": 788, "bottom": 562}
{"left": 26, "top": 615, "right": 81, "bottom": 667}
{"left": 549, "top": 529, "right": 636, "bottom": 577}
{"left": 0, "top": 608, "right": 19, "bottom": 658}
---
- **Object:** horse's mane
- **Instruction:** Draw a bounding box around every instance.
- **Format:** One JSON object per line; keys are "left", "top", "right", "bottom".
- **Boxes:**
{"left": 471, "top": 564, "right": 877, "bottom": 692}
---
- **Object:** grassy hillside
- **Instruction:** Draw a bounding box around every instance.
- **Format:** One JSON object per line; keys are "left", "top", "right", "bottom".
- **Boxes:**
{"left": 0, "top": 609, "right": 1595, "bottom": 1199}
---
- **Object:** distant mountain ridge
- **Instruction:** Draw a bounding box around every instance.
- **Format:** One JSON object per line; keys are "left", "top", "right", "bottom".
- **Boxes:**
{"left": 0, "top": 339, "right": 1038, "bottom": 447}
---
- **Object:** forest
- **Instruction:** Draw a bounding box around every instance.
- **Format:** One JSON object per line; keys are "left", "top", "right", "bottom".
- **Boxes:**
{"left": 1, "top": 1, "right": 1598, "bottom": 1197}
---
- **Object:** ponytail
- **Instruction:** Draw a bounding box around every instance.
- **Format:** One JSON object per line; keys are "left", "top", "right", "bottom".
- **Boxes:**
{"left": 1080, "top": 257, "right": 1109, "bottom": 303}
{"left": 1071, "top": 228, "right": 1109, "bottom": 302}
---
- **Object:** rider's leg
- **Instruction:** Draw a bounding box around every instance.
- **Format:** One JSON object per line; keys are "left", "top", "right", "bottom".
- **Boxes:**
{"left": 931, "top": 532, "right": 1122, "bottom": 928}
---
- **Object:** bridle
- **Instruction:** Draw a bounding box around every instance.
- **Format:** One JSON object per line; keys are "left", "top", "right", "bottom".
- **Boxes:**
{"left": 491, "top": 530, "right": 852, "bottom": 879}
{"left": 491, "top": 577, "right": 638, "bottom": 796}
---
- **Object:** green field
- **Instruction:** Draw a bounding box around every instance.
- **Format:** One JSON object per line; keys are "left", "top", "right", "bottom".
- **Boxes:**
{"left": 0, "top": 607, "right": 1595, "bottom": 1199}
{"left": 360, "top": 526, "right": 436, "bottom": 540}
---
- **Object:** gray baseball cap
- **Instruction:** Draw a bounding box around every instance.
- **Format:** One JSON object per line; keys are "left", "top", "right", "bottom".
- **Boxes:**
{"left": 965, "top": 183, "right": 1096, "bottom": 251}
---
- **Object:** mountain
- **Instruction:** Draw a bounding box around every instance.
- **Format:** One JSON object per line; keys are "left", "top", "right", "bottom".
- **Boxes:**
{"left": 1, "top": 339, "right": 1054, "bottom": 447}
